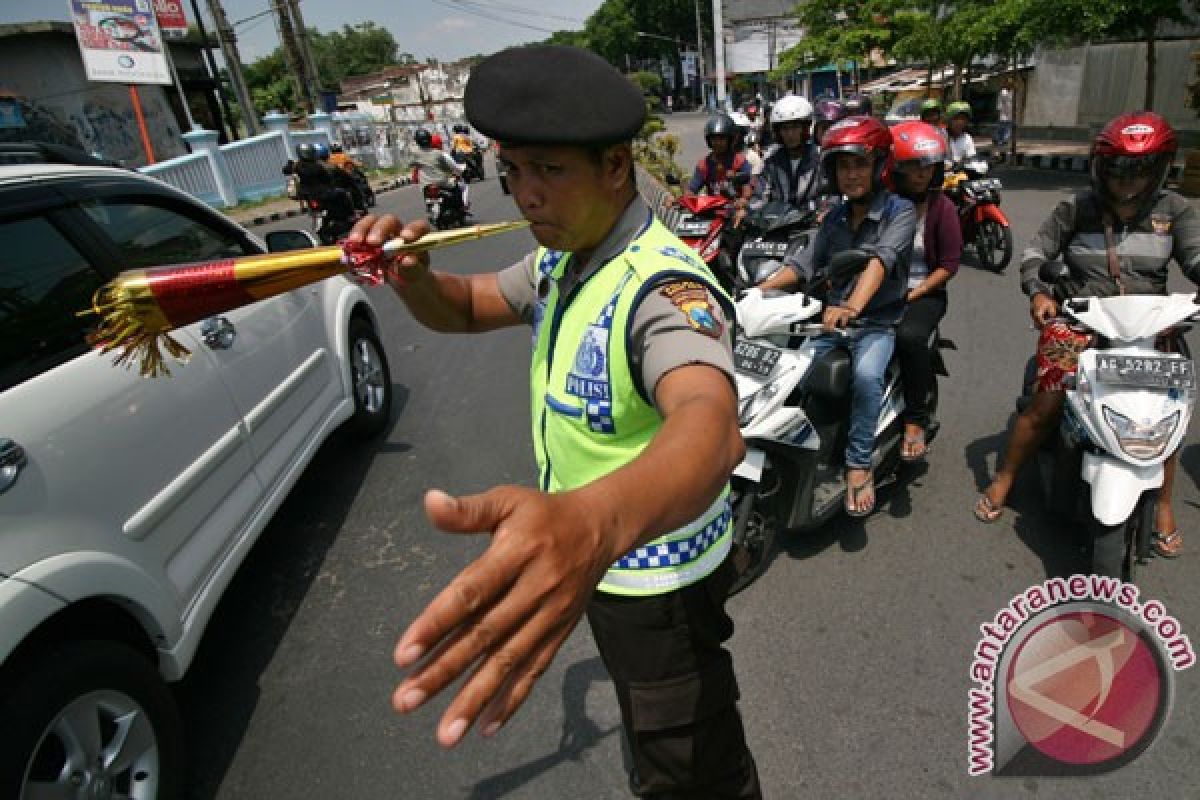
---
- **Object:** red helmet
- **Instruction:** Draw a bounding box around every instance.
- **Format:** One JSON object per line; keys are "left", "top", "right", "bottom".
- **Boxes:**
{"left": 889, "top": 121, "right": 946, "bottom": 198}
{"left": 430, "top": 133, "right": 444, "bottom": 149}
{"left": 820, "top": 115, "right": 893, "bottom": 192}
{"left": 1091, "top": 111, "right": 1176, "bottom": 210}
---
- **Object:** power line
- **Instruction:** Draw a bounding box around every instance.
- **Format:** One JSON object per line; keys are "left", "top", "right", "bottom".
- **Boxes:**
{"left": 429, "top": 0, "right": 574, "bottom": 34}
{"left": 446, "top": 0, "right": 585, "bottom": 25}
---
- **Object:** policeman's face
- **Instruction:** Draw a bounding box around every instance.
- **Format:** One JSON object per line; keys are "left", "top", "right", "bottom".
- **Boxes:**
{"left": 836, "top": 153, "right": 873, "bottom": 199}
{"left": 777, "top": 121, "right": 811, "bottom": 152}
{"left": 499, "top": 143, "right": 634, "bottom": 253}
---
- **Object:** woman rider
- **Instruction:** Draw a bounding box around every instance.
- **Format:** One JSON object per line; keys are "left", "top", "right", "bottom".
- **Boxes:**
{"left": 890, "top": 121, "right": 963, "bottom": 462}
{"left": 975, "top": 112, "right": 1200, "bottom": 560}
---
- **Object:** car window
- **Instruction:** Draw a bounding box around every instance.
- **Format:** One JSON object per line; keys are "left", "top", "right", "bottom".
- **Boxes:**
{"left": 0, "top": 215, "right": 107, "bottom": 392}
{"left": 80, "top": 199, "right": 253, "bottom": 268}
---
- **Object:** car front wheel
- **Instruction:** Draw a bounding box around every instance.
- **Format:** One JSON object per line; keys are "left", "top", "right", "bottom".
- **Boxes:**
{"left": 344, "top": 317, "right": 392, "bottom": 439}
{"left": 1, "top": 640, "right": 183, "bottom": 800}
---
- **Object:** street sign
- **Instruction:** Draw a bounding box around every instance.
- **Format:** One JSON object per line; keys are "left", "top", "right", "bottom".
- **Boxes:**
{"left": 153, "top": 0, "right": 189, "bottom": 39}
{"left": 68, "top": 0, "right": 172, "bottom": 85}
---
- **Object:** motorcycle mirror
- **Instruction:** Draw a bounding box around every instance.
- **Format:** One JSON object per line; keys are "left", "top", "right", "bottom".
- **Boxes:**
{"left": 1039, "top": 261, "right": 1068, "bottom": 283}
{"left": 827, "top": 248, "right": 872, "bottom": 285}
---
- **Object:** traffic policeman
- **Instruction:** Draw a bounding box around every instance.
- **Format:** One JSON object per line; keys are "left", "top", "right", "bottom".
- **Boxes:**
{"left": 350, "top": 45, "right": 762, "bottom": 798}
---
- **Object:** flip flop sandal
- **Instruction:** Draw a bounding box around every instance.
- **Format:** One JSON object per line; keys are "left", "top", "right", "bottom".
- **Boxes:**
{"left": 973, "top": 493, "right": 1004, "bottom": 524}
{"left": 901, "top": 431, "right": 928, "bottom": 463}
{"left": 846, "top": 473, "right": 875, "bottom": 518}
{"left": 1151, "top": 529, "right": 1183, "bottom": 559}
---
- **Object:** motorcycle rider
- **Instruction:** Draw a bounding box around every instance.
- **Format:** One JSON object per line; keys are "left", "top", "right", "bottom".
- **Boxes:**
{"left": 759, "top": 116, "right": 916, "bottom": 516}
{"left": 407, "top": 127, "right": 469, "bottom": 213}
{"left": 286, "top": 142, "right": 356, "bottom": 221}
{"left": 812, "top": 97, "right": 847, "bottom": 150}
{"left": 843, "top": 93, "right": 873, "bottom": 118}
{"left": 687, "top": 112, "right": 755, "bottom": 226}
{"left": 919, "top": 97, "right": 943, "bottom": 127}
{"left": 974, "top": 112, "right": 1200, "bottom": 561}
{"left": 890, "top": 121, "right": 963, "bottom": 462}
{"left": 328, "top": 142, "right": 374, "bottom": 208}
{"left": 945, "top": 101, "right": 977, "bottom": 165}
{"left": 752, "top": 94, "right": 822, "bottom": 207}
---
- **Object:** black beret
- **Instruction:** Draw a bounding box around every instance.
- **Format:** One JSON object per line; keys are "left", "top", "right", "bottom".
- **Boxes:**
{"left": 465, "top": 46, "right": 646, "bottom": 146}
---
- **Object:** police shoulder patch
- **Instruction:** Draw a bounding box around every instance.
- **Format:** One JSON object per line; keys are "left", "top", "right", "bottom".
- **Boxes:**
{"left": 659, "top": 280, "right": 724, "bottom": 339}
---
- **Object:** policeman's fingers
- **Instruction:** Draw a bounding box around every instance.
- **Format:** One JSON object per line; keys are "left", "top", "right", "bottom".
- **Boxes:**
{"left": 437, "top": 604, "right": 581, "bottom": 747}
{"left": 424, "top": 487, "right": 519, "bottom": 534}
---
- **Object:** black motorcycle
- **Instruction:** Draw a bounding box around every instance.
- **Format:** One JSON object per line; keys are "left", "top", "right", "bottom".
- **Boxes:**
{"left": 734, "top": 199, "right": 822, "bottom": 290}
{"left": 424, "top": 181, "right": 467, "bottom": 230}
{"left": 303, "top": 192, "right": 358, "bottom": 245}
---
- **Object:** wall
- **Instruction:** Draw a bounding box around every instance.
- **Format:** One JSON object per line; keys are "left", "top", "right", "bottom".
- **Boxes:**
{"left": 1023, "top": 39, "right": 1200, "bottom": 132}
{"left": 0, "top": 31, "right": 186, "bottom": 166}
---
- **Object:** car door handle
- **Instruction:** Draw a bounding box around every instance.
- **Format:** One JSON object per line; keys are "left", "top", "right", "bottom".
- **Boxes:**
{"left": 0, "top": 438, "right": 26, "bottom": 494}
{"left": 201, "top": 316, "right": 237, "bottom": 350}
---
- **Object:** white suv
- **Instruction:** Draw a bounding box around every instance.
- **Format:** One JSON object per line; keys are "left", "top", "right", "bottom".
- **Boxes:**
{"left": 0, "top": 158, "right": 392, "bottom": 798}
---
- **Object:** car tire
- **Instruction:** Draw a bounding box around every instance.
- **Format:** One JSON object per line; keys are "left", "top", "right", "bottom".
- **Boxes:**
{"left": 0, "top": 640, "right": 183, "bottom": 800}
{"left": 344, "top": 317, "right": 392, "bottom": 439}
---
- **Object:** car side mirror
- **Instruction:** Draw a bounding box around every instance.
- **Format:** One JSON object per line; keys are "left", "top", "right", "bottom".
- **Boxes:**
{"left": 1039, "top": 261, "right": 1068, "bottom": 283}
{"left": 266, "top": 229, "right": 321, "bottom": 253}
{"left": 827, "top": 248, "right": 872, "bottom": 285}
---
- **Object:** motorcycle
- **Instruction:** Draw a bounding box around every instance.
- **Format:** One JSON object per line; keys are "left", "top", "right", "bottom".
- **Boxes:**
{"left": 673, "top": 193, "right": 738, "bottom": 293}
{"left": 728, "top": 250, "right": 954, "bottom": 594}
{"left": 302, "top": 191, "right": 358, "bottom": 245}
{"left": 1018, "top": 264, "right": 1198, "bottom": 579}
{"left": 346, "top": 165, "right": 376, "bottom": 207}
{"left": 943, "top": 157, "right": 1013, "bottom": 272}
{"left": 735, "top": 199, "right": 822, "bottom": 290}
{"left": 424, "top": 181, "right": 468, "bottom": 230}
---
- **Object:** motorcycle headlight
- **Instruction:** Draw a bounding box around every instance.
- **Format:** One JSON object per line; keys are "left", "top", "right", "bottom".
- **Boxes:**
{"left": 1102, "top": 406, "right": 1180, "bottom": 460}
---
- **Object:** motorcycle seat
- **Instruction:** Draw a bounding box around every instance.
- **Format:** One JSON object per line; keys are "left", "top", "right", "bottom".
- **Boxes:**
{"left": 806, "top": 347, "right": 852, "bottom": 400}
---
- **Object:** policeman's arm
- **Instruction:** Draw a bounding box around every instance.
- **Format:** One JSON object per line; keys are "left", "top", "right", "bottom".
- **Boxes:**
{"left": 347, "top": 214, "right": 521, "bottom": 332}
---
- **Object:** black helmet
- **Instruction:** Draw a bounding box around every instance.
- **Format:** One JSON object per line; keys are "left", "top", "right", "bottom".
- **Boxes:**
{"left": 704, "top": 113, "right": 738, "bottom": 146}
{"left": 414, "top": 128, "right": 433, "bottom": 148}
{"left": 296, "top": 143, "right": 317, "bottom": 162}
{"left": 843, "top": 93, "right": 873, "bottom": 117}
{"left": 330, "top": 142, "right": 344, "bottom": 153}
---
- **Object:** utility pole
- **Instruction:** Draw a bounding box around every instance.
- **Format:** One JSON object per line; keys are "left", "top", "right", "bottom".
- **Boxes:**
{"left": 189, "top": 0, "right": 238, "bottom": 139}
{"left": 693, "top": 0, "right": 706, "bottom": 108}
{"left": 712, "top": 0, "right": 727, "bottom": 110}
{"left": 206, "top": 0, "right": 259, "bottom": 135}
{"left": 287, "top": 0, "right": 323, "bottom": 109}
{"left": 271, "top": 0, "right": 313, "bottom": 113}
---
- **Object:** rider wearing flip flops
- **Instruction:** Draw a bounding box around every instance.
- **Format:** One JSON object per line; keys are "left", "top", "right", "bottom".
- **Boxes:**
{"left": 976, "top": 112, "right": 1200, "bottom": 559}
{"left": 760, "top": 116, "right": 916, "bottom": 516}
{"left": 890, "top": 122, "right": 963, "bottom": 463}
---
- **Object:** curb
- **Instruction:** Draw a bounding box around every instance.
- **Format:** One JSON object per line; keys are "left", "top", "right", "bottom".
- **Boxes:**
{"left": 236, "top": 176, "right": 414, "bottom": 227}
{"left": 987, "top": 150, "right": 1186, "bottom": 184}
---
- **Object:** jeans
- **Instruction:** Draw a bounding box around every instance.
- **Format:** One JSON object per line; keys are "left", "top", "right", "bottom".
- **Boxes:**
{"left": 993, "top": 120, "right": 1012, "bottom": 146}
{"left": 896, "top": 290, "right": 948, "bottom": 429}
{"left": 807, "top": 327, "right": 896, "bottom": 470}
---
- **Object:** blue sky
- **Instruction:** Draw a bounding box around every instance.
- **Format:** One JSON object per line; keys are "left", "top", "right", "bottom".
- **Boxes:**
{"left": 0, "top": 0, "right": 606, "bottom": 63}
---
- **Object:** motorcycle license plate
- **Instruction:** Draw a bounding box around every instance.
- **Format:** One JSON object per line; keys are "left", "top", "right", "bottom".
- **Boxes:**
{"left": 675, "top": 216, "right": 710, "bottom": 237}
{"left": 734, "top": 340, "right": 782, "bottom": 378}
{"left": 1094, "top": 355, "right": 1195, "bottom": 389}
{"left": 741, "top": 240, "right": 788, "bottom": 259}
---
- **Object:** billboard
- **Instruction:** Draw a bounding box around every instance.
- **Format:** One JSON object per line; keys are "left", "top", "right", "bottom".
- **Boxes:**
{"left": 153, "top": 0, "right": 189, "bottom": 39}
{"left": 68, "top": 0, "right": 172, "bottom": 85}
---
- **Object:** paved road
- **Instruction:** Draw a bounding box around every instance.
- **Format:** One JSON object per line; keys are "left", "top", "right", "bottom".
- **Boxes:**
{"left": 177, "top": 119, "right": 1200, "bottom": 798}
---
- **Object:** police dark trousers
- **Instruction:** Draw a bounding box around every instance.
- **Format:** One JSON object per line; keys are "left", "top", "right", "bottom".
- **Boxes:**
{"left": 896, "top": 289, "right": 947, "bottom": 430}
{"left": 586, "top": 556, "right": 762, "bottom": 799}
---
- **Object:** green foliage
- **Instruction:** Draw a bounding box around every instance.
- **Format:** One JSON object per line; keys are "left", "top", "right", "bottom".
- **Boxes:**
{"left": 629, "top": 70, "right": 664, "bottom": 94}
{"left": 634, "top": 129, "right": 684, "bottom": 192}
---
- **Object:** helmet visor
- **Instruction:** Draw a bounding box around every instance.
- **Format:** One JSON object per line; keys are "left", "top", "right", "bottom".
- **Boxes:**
{"left": 1102, "top": 154, "right": 1160, "bottom": 179}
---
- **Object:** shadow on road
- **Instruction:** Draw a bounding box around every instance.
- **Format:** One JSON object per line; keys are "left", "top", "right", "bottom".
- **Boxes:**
{"left": 464, "top": 657, "right": 627, "bottom": 799}
{"left": 175, "top": 384, "right": 410, "bottom": 800}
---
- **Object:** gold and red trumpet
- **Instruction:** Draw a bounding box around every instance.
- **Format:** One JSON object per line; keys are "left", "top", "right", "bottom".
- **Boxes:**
{"left": 79, "top": 220, "right": 529, "bottom": 377}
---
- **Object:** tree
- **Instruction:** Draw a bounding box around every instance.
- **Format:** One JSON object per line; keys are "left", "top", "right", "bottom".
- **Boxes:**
{"left": 778, "top": 0, "right": 899, "bottom": 90}
{"left": 1086, "top": 0, "right": 1194, "bottom": 110}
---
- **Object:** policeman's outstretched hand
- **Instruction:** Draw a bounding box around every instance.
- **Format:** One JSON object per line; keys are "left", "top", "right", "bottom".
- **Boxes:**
{"left": 392, "top": 486, "right": 614, "bottom": 748}
{"left": 1030, "top": 292, "right": 1058, "bottom": 330}
{"left": 347, "top": 214, "right": 432, "bottom": 286}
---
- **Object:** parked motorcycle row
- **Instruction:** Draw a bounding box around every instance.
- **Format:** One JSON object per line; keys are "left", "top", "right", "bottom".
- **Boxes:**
{"left": 669, "top": 146, "right": 1196, "bottom": 596}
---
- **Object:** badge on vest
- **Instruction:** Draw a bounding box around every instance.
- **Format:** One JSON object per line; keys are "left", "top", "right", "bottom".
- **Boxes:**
{"left": 660, "top": 280, "right": 725, "bottom": 339}
{"left": 568, "top": 324, "right": 612, "bottom": 401}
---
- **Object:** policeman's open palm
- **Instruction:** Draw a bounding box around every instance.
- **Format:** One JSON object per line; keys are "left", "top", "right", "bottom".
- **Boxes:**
{"left": 392, "top": 485, "right": 615, "bottom": 748}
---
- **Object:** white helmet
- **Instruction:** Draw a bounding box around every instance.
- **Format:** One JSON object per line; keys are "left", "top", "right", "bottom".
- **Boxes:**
{"left": 772, "top": 95, "right": 814, "bottom": 125}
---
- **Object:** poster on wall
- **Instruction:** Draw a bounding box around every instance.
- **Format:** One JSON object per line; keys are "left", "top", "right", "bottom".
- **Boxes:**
{"left": 68, "top": 0, "right": 172, "bottom": 85}
{"left": 153, "top": 0, "right": 189, "bottom": 39}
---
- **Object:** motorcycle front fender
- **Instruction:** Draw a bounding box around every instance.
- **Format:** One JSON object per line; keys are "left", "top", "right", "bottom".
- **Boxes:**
{"left": 1081, "top": 452, "right": 1163, "bottom": 526}
{"left": 976, "top": 203, "right": 1010, "bottom": 227}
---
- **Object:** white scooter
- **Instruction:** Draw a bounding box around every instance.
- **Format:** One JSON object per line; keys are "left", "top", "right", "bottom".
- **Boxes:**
{"left": 1020, "top": 280, "right": 1198, "bottom": 579}
{"left": 728, "top": 251, "right": 952, "bottom": 594}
